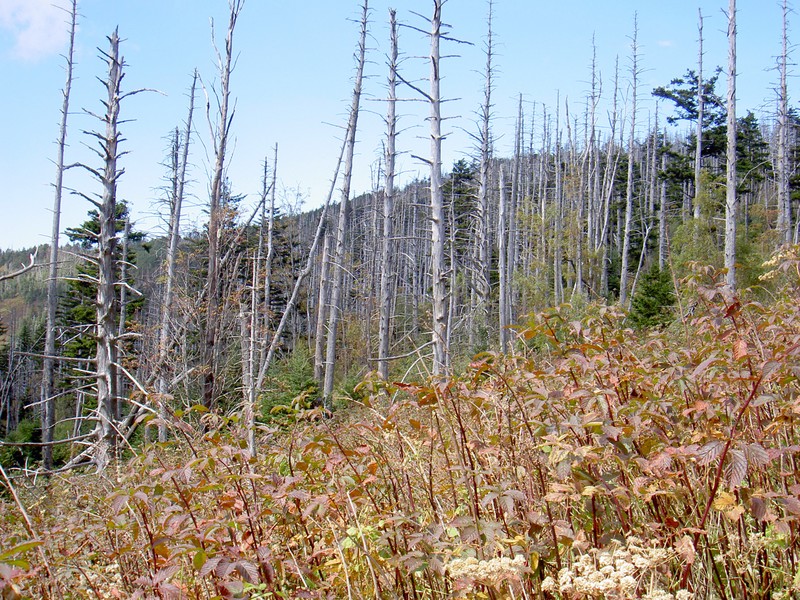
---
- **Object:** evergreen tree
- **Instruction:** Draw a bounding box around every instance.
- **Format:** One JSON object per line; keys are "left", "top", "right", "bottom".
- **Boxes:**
{"left": 628, "top": 266, "right": 676, "bottom": 329}
{"left": 61, "top": 201, "right": 145, "bottom": 361}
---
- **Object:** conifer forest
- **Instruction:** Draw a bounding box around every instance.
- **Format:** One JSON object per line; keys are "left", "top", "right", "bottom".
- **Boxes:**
{"left": 4, "top": 0, "right": 800, "bottom": 598}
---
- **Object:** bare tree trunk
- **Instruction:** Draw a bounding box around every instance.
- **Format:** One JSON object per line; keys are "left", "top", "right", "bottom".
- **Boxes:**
{"left": 659, "top": 143, "right": 668, "bottom": 269}
{"left": 259, "top": 145, "right": 278, "bottom": 368}
{"left": 508, "top": 96, "right": 522, "bottom": 314}
{"left": 94, "top": 29, "right": 124, "bottom": 471}
{"left": 553, "top": 99, "right": 564, "bottom": 305}
{"left": 475, "top": 0, "right": 494, "bottom": 344}
{"left": 694, "top": 9, "right": 705, "bottom": 220}
{"left": 254, "top": 137, "right": 348, "bottom": 393}
{"left": 114, "top": 216, "right": 130, "bottom": 422}
{"left": 599, "top": 59, "right": 622, "bottom": 298}
{"left": 777, "top": 0, "right": 792, "bottom": 244}
{"left": 244, "top": 250, "right": 258, "bottom": 455}
{"left": 41, "top": 0, "right": 77, "bottom": 470}
{"left": 203, "top": 0, "right": 243, "bottom": 411}
{"left": 323, "top": 0, "right": 368, "bottom": 404}
{"left": 314, "top": 227, "right": 331, "bottom": 383}
{"left": 497, "top": 166, "right": 509, "bottom": 352}
{"left": 429, "top": 0, "right": 449, "bottom": 375}
{"left": 586, "top": 37, "right": 599, "bottom": 271}
{"left": 619, "top": 15, "right": 639, "bottom": 307}
{"left": 724, "top": 0, "right": 738, "bottom": 292}
{"left": 378, "top": 9, "right": 398, "bottom": 380}
{"left": 156, "top": 71, "right": 196, "bottom": 442}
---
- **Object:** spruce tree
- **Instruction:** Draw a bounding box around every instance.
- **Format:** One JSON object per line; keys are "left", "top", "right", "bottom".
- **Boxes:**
{"left": 628, "top": 266, "right": 676, "bottom": 329}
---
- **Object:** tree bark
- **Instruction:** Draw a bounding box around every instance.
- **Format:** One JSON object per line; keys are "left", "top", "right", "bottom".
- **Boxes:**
{"left": 777, "top": 0, "right": 792, "bottom": 244}
{"left": 619, "top": 15, "right": 639, "bottom": 307}
{"left": 659, "top": 141, "right": 668, "bottom": 270}
{"left": 474, "top": 0, "right": 494, "bottom": 346}
{"left": 94, "top": 29, "right": 124, "bottom": 471}
{"left": 314, "top": 226, "right": 331, "bottom": 383}
{"left": 203, "top": 0, "right": 243, "bottom": 411}
{"left": 693, "top": 9, "right": 705, "bottom": 221}
{"left": 41, "top": 0, "right": 77, "bottom": 471}
{"left": 156, "top": 71, "right": 196, "bottom": 442}
{"left": 378, "top": 8, "right": 399, "bottom": 380}
{"left": 497, "top": 166, "right": 509, "bottom": 352}
{"left": 114, "top": 216, "right": 130, "bottom": 422}
{"left": 429, "top": 0, "right": 449, "bottom": 375}
{"left": 323, "top": 0, "right": 368, "bottom": 403}
{"left": 724, "top": 0, "right": 738, "bottom": 292}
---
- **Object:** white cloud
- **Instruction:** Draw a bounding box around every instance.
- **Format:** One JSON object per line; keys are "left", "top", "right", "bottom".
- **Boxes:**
{"left": 657, "top": 40, "right": 674, "bottom": 48}
{"left": 0, "top": 0, "right": 69, "bottom": 61}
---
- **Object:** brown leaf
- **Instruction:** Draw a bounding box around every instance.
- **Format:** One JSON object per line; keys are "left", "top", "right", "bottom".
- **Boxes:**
{"left": 725, "top": 504, "right": 746, "bottom": 522}
{"left": 750, "top": 496, "right": 767, "bottom": 522}
{"left": 745, "top": 443, "right": 771, "bottom": 468}
{"left": 733, "top": 338, "right": 748, "bottom": 361}
{"left": 674, "top": 535, "right": 696, "bottom": 565}
{"left": 697, "top": 441, "right": 724, "bottom": 466}
{"left": 691, "top": 355, "right": 719, "bottom": 380}
{"left": 725, "top": 449, "right": 748, "bottom": 488}
{"left": 782, "top": 496, "right": 800, "bottom": 516}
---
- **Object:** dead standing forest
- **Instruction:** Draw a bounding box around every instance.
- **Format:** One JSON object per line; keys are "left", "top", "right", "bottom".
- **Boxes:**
{"left": 3, "top": 0, "right": 800, "bottom": 598}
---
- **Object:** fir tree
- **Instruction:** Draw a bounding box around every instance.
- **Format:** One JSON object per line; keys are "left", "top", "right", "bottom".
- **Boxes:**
{"left": 628, "top": 266, "right": 676, "bottom": 329}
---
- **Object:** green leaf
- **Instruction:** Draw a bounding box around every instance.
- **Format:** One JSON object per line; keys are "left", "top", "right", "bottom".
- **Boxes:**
{"left": 0, "top": 540, "right": 42, "bottom": 562}
{"left": 193, "top": 550, "right": 208, "bottom": 571}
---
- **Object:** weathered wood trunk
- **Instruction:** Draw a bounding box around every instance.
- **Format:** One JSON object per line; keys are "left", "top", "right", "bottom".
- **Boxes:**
{"left": 429, "top": 0, "right": 449, "bottom": 375}
{"left": 94, "top": 29, "right": 124, "bottom": 470}
{"left": 724, "top": 0, "right": 738, "bottom": 291}
{"left": 378, "top": 8, "right": 398, "bottom": 380}
{"left": 323, "top": 0, "right": 368, "bottom": 402}
{"left": 41, "top": 0, "right": 77, "bottom": 470}
{"left": 203, "top": 0, "right": 242, "bottom": 411}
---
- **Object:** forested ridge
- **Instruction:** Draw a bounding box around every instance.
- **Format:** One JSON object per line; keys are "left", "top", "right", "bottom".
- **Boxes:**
{"left": 2, "top": 0, "right": 800, "bottom": 597}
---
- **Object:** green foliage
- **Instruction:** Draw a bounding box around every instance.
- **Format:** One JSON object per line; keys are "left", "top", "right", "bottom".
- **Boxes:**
{"left": 260, "top": 345, "right": 318, "bottom": 419}
{"left": 0, "top": 420, "right": 40, "bottom": 468}
{"left": 60, "top": 200, "right": 146, "bottom": 361}
{"left": 628, "top": 266, "right": 676, "bottom": 328}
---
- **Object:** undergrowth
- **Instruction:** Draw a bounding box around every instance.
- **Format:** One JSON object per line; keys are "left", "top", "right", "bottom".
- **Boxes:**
{"left": 3, "top": 254, "right": 800, "bottom": 598}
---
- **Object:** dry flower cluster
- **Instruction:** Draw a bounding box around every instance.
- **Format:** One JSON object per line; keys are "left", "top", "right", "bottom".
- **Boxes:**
{"left": 445, "top": 554, "right": 527, "bottom": 595}
{"left": 540, "top": 537, "right": 692, "bottom": 600}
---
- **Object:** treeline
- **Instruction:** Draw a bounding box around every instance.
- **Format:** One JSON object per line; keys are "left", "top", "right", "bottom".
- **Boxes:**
{"left": 0, "top": 0, "right": 796, "bottom": 471}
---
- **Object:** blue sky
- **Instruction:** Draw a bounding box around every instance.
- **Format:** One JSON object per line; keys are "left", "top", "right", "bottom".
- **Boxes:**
{"left": 0, "top": 0, "right": 789, "bottom": 250}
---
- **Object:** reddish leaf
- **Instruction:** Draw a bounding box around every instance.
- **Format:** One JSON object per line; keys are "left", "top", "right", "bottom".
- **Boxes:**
{"left": 733, "top": 338, "right": 748, "bottom": 361}
{"left": 697, "top": 441, "right": 724, "bottom": 466}
{"left": 782, "top": 496, "right": 800, "bottom": 516}
{"left": 725, "top": 449, "right": 748, "bottom": 488}
{"left": 691, "top": 355, "right": 718, "bottom": 380}
{"left": 750, "top": 496, "right": 767, "bottom": 522}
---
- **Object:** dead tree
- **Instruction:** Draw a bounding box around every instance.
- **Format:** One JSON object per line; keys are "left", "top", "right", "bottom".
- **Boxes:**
{"left": 377, "top": 8, "right": 399, "bottom": 380}
{"left": 428, "top": 0, "right": 449, "bottom": 374}
{"left": 724, "top": 0, "right": 738, "bottom": 291}
{"left": 474, "top": 0, "right": 495, "bottom": 343}
{"left": 41, "top": 0, "right": 77, "bottom": 471}
{"left": 0, "top": 252, "right": 38, "bottom": 283}
{"left": 694, "top": 9, "right": 705, "bottom": 220}
{"left": 254, "top": 139, "right": 349, "bottom": 395}
{"left": 497, "top": 166, "right": 509, "bottom": 352}
{"left": 323, "top": 0, "right": 369, "bottom": 403}
{"left": 619, "top": 14, "right": 640, "bottom": 307}
{"left": 155, "top": 71, "right": 196, "bottom": 442}
{"left": 203, "top": 0, "right": 243, "bottom": 411}
{"left": 777, "top": 0, "right": 792, "bottom": 244}
{"left": 70, "top": 29, "right": 147, "bottom": 470}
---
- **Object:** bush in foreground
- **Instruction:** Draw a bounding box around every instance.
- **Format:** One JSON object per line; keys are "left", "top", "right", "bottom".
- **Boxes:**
{"left": 3, "top": 261, "right": 800, "bottom": 598}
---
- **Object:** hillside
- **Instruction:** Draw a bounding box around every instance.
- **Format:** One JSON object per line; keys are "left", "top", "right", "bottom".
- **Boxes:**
{"left": 2, "top": 257, "right": 799, "bottom": 598}
{"left": 2, "top": 1, "right": 800, "bottom": 598}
